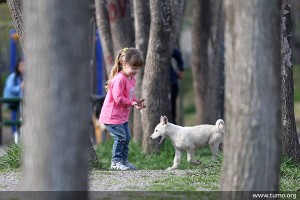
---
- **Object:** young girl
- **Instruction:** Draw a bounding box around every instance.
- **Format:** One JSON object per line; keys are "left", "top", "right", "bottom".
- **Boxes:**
{"left": 99, "top": 47, "right": 146, "bottom": 171}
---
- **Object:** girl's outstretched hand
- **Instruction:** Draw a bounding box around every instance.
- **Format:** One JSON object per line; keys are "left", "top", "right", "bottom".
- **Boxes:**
{"left": 133, "top": 99, "right": 146, "bottom": 110}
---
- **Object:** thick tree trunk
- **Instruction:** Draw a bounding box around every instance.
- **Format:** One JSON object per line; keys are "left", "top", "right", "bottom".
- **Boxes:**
{"left": 281, "top": 0, "right": 300, "bottom": 162}
{"left": 22, "top": 1, "right": 91, "bottom": 193}
{"left": 191, "top": 0, "right": 210, "bottom": 124}
{"left": 219, "top": 0, "right": 281, "bottom": 197}
{"left": 95, "top": 0, "right": 115, "bottom": 76}
{"left": 132, "top": 0, "right": 150, "bottom": 143}
{"left": 141, "top": 0, "right": 172, "bottom": 154}
{"left": 6, "top": 0, "right": 25, "bottom": 51}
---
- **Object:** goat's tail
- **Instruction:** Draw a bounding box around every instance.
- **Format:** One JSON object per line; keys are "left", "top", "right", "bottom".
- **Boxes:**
{"left": 215, "top": 119, "right": 225, "bottom": 133}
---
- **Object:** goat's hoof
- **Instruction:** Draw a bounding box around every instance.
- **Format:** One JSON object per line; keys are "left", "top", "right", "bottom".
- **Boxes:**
{"left": 195, "top": 160, "right": 201, "bottom": 165}
{"left": 166, "top": 167, "right": 176, "bottom": 170}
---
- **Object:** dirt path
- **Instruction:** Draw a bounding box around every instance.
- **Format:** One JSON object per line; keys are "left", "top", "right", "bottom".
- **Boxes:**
{"left": 0, "top": 169, "right": 205, "bottom": 191}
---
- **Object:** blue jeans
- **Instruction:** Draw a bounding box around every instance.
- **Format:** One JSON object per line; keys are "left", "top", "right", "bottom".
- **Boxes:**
{"left": 105, "top": 122, "right": 131, "bottom": 163}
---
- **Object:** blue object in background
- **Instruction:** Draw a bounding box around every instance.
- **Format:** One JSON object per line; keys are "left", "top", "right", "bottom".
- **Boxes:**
{"left": 9, "top": 29, "right": 17, "bottom": 73}
{"left": 9, "top": 29, "right": 18, "bottom": 134}
{"left": 95, "top": 30, "right": 104, "bottom": 96}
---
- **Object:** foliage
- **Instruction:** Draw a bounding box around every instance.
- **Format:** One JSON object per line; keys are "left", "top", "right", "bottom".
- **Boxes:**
{"left": 0, "top": 143, "right": 104, "bottom": 171}
{"left": 0, "top": 143, "right": 21, "bottom": 170}
{"left": 280, "top": 156, "right": 300, "bottom": 191}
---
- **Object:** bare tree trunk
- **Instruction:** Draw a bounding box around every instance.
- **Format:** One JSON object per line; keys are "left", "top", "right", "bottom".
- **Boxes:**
{"left": 132, "top": 0, "right": 150, "bottom": 143}
{"left": 171, "top": 0, "right": 185, "bottom": 48}
{"left": 171, "top": 0, "right": 185, "bottom": 126}
{"left": 141, "top": 0, "right": 172, "bottom": 154}
{"left": 191, "top": 0, "right": 210, "bottom": 124}
{"left": 206, "top": 0, "right": 225, "bottom": 122}
{"left": 95, "top": 0, "right": 115, "bottom": 76}
{"left": 219, "top": 0, "right": 281, "bottom": 198}
{"left": 281, "top": 0, "right": 300, "bottom": 162}
{"left": 108, "top": 0, "right": 135, "bottom": 52}
{"left": 6, "top": 0, "right": 25, "bottom": 51}
{"left": 22, "top": 1, "right": 91, "bottom": 193}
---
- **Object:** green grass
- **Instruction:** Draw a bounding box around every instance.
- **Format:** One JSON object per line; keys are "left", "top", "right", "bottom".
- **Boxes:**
{"left": 280, "top": 157, "right": 300, "bottom": 191}
{"left": 95, "top": 139, "right": 215, "bottom": 171}
{"left": 0, "top": 143, "right": 21, "bottom": 171}
{"left": 96, "top": 139, "right": 300, "bottom": 191}
{"left": 0, "top": 139, "right": 299, "bottom": 191}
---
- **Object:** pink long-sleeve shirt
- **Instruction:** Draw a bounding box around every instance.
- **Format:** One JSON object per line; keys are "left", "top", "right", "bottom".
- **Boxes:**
{"left": 99, "top": 72, "right": 138, "bottom": 124}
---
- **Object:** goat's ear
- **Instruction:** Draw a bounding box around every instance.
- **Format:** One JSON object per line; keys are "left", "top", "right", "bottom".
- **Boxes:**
{"left": 160, "top": 116, "right": 164, "bottom": 123}
{"left": 163, "top": 116, "right": 168, "bottom": 124}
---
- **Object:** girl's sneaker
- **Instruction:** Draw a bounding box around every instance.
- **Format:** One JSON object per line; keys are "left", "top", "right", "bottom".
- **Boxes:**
{"left": 124, "top": 161, "right": 138, "bottom": 170}
{"left": 110, "top": 161, "right": 130, "bottom": 171}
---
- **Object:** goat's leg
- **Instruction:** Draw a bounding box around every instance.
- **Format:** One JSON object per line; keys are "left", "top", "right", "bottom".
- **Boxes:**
{"left": 167, "top": 149, "right": 182, "bottom": 170}
{"left": 187, "top": 148, "right": 201, "bottom": 165}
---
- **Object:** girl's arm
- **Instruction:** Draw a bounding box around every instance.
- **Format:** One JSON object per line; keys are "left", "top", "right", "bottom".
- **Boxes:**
{"left": 4, "top": 74, "right": 21, "bottom": 96}
{"left": 111, "top": 78, "right": 135, "bottom": 107}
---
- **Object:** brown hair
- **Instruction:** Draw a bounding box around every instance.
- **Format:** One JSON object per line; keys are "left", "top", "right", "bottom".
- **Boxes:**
{"left": 105, "top": 47, "right": 144, "bottom": 91}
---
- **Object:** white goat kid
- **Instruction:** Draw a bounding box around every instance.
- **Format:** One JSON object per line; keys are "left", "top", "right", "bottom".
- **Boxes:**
{"left": 150, "top": 116, "right": 225, "bottom": 170}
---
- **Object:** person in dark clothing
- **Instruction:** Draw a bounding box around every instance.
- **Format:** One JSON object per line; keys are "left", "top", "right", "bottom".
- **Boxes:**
{"left": 170, "top": 48, "right": 184, "bottom": 124}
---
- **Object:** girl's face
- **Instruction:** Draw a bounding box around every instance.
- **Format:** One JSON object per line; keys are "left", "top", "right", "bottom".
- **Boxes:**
{"left": 123, "top": 63, "right": 141, "bottom": 78}
{"left": 18, "top": 61, "right": 25, "bottom": 74}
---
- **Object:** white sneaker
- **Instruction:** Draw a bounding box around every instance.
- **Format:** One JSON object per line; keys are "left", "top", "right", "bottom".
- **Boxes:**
{"left": 109, "top": 161, "right": 130, "bottom": 171}
{"left": 124, "top": 161, "right": 137, "bottom": 170}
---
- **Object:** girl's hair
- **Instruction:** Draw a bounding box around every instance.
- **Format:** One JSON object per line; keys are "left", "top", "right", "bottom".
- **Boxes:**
{"left": 14, "top": 58, "right": 23, "bottom": 85}
{"left": 105, "top": 47, "right": 143, "bottom": 91}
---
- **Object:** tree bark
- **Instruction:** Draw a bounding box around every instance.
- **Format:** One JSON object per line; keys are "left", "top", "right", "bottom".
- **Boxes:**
{"left": 191, "top": 0, "right": 211, "bottom": 124}
{"left": 22, "top": 1, "right": 91, "bottom": 193}
{"left": 95, "top": 0, "right": 115, "bottom": 76}
{"left": 132, "top": 0, "right": 150, "bottom": 143}
{"left": 171, "top": 0, "right": 185, "bottom": 48}
{"left": 6, "top": 0, "right": 25, "bottom": 51}
{"left": 107, "top": 0, "right": 135, "bottom": 52}
{"left": 219, "top": 0, "right": 281, "bottom": 197}
{"left": 281, "top": 0, "right": 300, "bottom": 162}
{"left": 207, "top": 0, "right": 225, "bottom": 122}
{"left": 141, "top": 0, "right": 172, "bottom": 154}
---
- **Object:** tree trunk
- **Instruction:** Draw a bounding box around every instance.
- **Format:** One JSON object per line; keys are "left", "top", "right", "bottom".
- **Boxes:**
{"left": 171, "top": 0, "right": 185, "bottom": 126}
{"left": 219, "top": 0, "right": 281, "bottom": 197}
{"left": 132, "top": 0, "right": 150, "bottom": 143}
{"left": 22, "top": 1, "right": 91, "bottom": 193}
{"left": 207, "top": 0, "right": 225, "bottom": 122}
{"left": 95, "top": 0, "right": 115, "bottom": 76}
{"left": 107, "top": 0, "right": 135, "bottom": 133}
{"left": 191, "top": 0, "right": 210, "bottom": 124}
{"left": 108, "top": 0, "right": 135, "bottom": 52}
{"left": 171, "top": 0, "right": 185, "bottom": 48}
{"left": 141, "top": 0, "right": 172, "bottom": 154}
{"left": 6, "top": 0, "right": 25, "bottom": 51}
{"left": 281, "top": 0, "right": 300, "bottom": 162}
